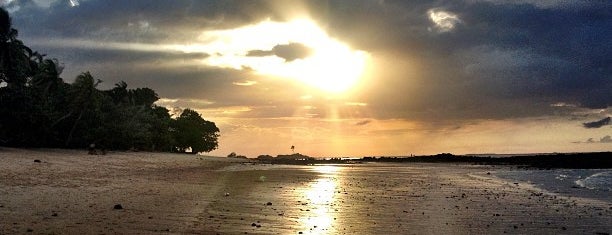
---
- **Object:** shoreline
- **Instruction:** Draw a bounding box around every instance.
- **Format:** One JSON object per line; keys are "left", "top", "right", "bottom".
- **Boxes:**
{"left": 1, "top": 149, "right": 611, "bottom": 234}
{"left": 200, "top": 163, "right": 612, "bottom": 234}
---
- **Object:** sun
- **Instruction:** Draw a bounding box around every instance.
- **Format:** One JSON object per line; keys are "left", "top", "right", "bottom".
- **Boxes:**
{"left": 192, "top": 19, "right": 370, "bottom": 93}
{"left": 272, "top": 30, "right": 368, "bottom": 93}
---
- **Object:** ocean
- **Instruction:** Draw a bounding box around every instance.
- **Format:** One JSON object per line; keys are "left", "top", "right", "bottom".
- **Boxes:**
{"left": 494, "top": 168, "right": 612, "bottom": 203}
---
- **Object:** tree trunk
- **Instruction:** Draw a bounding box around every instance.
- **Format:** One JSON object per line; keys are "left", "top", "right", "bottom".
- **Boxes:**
{"left": 65, "top": 111, "right": 83, "bottom": 147}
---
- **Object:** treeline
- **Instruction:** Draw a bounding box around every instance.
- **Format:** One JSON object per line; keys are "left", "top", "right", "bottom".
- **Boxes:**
{"left": 0, "top": 8, "right": 218, "bottom": 153}
{"left": 361, "top": 153, "right": 612, "bottom": 169}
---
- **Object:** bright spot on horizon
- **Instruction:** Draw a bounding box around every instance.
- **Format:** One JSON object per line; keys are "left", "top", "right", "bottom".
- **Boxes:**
{"left": 197, "top": 19, "right": 370, "bottom": 93}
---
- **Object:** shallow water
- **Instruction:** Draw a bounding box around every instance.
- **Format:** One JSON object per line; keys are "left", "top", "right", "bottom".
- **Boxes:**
{"left": 495, "top": 168, "right": 612, "bottom": 203}
{"left": 202, "top": 163, "right": 612, "bottom": 234}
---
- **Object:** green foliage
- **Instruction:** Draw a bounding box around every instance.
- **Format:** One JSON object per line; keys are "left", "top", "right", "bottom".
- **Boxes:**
{"left": 172, "top": 109, "right": 220, "bottom": 154}
{"left": 0, "top": 8, "right": 219, "bottom": 153}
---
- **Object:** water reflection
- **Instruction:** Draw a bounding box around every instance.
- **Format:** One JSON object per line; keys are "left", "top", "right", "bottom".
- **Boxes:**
{"left": 298, "top": 165, "right": 341, "bottom": 234}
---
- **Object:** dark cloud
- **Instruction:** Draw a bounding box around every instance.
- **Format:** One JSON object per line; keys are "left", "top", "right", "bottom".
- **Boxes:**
{"left": 46, "top": 48, "right": 209, "bottom": 64}
{"left": 578, "top": 135, "right": 612, "bottom": 144}
{"left": 246, "top": 50, "right": 272, "bottom": 57}
{"left": 247, "top": 43, "right": 312, "bottom": 62}
{"left": 9, "top": 0, "right": 292, "bottom": 42}
{"left": 355, "top": 120, "right": 371, "bottom": 126}
{"left": 317, "top": 0, "right": 612, "bottom": 120}
{"left": 583, "top": 117, "right": 611, "bottom": 129}
{"left": 4, "top": 0, "right": 612, "bottom": 122}
{"left": 271, "top": 43, "right": 313, "bottom": 61}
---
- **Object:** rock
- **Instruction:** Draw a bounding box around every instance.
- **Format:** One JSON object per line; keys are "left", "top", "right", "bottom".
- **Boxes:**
{"left": 266, "top": 202, "right": 272, "bottom": 206}
{"left": 113, "top": 204, "right": 123, "bottom": 210}
{"left": 251, "top": 223, "right": 257, "bottom": 227}
{"left": 51, "top": 212, "right": 58, "bottom": 217}
{"left": 225, "top": 192, "right": 230, "bottom": 196}
{"left": 26, "top": 228, "right": 33, "bottom": 232}
{"left": 33, "top": 159, "right": 41, "bottom": 163}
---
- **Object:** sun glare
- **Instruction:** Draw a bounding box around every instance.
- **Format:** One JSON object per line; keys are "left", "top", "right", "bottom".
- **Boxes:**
{"left": 196, "top": 19, "right": 369, "bottom": 93}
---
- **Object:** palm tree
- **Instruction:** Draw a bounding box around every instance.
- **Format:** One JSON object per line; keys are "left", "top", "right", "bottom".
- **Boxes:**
{"left": 65, "top": 72, "right": 102, "bottom": 146}
{"left": 32, "top": 59, "right": 63, "bottom": 96}
{"left": 0, "top": 8, "right": 33, "bottom": 87}
{"left": 0, "top": 8, "right": 12, "bottom": 46}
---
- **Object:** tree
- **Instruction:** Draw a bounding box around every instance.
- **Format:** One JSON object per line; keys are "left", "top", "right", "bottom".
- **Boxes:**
{"left": 0, "top": 8, "right": 34, "bottom": 87}
{"left": 172, "top": 109, "right": 219, "bottom": 154}
{"left": 149, "top": 106, "right": 174, "bottom": 151}
{"left": 0, "top": 9, "right": 220, "bottom": 153}
{"left": 65, "top": 72, "right": 103, "bottom": 146}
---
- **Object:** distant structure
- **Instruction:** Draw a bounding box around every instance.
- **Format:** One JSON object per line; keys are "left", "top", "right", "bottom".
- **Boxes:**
{"left": 276, "top": 153, "right": 313, "bottom": 161}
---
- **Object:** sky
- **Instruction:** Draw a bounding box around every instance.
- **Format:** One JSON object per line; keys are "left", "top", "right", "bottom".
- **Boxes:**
{"left": 2, "top": 0, "right": 611, "bottom": 157}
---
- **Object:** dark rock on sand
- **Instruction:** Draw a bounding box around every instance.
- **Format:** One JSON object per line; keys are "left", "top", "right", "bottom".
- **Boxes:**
{"left": 113, "top": 204, "right": 123, "bottom": 210}
{"left": 33, "top": 159, "right": 41, "bottom": 163}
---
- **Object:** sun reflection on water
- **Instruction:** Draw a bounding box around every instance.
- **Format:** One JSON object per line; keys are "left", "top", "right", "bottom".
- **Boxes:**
{"left": 299, "top": 165, "right": 342, "bottom": 234}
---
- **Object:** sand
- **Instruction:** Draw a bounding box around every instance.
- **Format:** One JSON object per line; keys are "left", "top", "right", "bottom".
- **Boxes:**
{"left": 0, "top": 148, "right": 247, "bottom": 234}
{"left": 202, "top": 164, "right": 612, "bottom": 234}
{"left": 1, "top": 149, "right": 611, "bottom": 234}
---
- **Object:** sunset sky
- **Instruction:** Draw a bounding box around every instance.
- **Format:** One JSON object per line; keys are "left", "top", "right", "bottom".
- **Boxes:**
{"left": 3, "top": 0, "right": 611, "bottom": 157}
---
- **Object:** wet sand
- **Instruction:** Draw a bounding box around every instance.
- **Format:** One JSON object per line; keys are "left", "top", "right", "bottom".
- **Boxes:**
{"left": 1, "top": 149, "right": 611, "bottom": 234}
{"left": 205, "top": 163, "right": 612, "bottom": 234}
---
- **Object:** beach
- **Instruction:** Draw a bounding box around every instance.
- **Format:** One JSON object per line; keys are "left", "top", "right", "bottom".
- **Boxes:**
{"left": 1, "top": 148, "right": 611, "bottom": 234}
{"left": 0, "top": 148, "right": 245, "bottom": 234}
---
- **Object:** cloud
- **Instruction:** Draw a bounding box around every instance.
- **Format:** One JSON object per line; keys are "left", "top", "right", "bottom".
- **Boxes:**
{"left": 583, "top": 117, "right": 611, "bottom": 129}
{"left": 464, "top": 0, "right": 597, "bottom": 9}
{"left": 578, "top": 135, "right": 612, "bottom": 144}
{"left": 428, "top": 9, "right": 461, "bottom": 32}
{"left": 246, "top": 42, "right": 312, "bottom": 62}
{"left": 355, "top": 120, "right": 371, "bottom": 126}
{"left": 233, "top": 80, "right": 257, "bottom": 86}
{"left": 5, "top": 0, "right": 612, "bottom": 124}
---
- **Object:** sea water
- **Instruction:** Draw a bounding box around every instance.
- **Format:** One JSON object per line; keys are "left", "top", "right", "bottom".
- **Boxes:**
{"left": 575, "top": 171, "right": 612, "bottom": 191}
{"left": 495, "top": 168, "right": 612, "bottom": 203}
